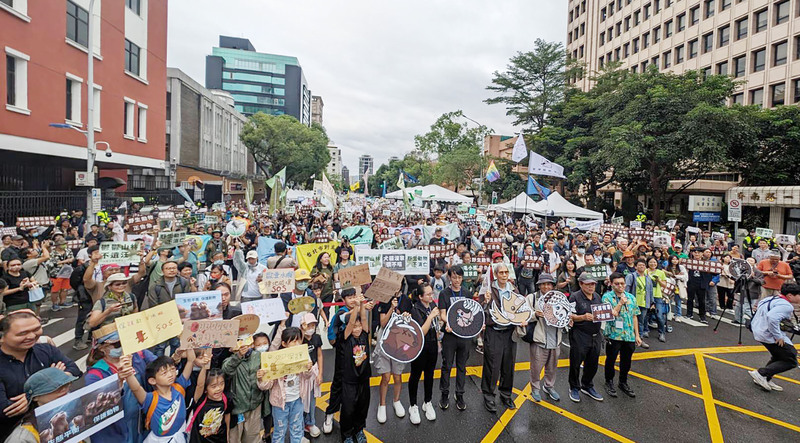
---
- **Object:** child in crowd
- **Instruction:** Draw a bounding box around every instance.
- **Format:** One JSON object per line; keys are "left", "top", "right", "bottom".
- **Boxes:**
{"left": 301, "top": 313, "right": 323, "bottom": 437}
{"left": 188, "top": 360, "right": 231, "bottom": 443}
{"left": 5, "top": 367, "right": 78, "bottom": 443}
{"left": 338, "top": 294, "right": 372, "bottom": 443}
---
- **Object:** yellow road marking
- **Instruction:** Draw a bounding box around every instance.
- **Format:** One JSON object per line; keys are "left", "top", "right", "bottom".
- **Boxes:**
{"left": 703, "top": 354, "right": 800, "bottom": 387}
{"left": 480, "top": 383, "right": 530, "bottom": 443}
{"left": 695, "top": 353, "right": 724, "bottom": 442}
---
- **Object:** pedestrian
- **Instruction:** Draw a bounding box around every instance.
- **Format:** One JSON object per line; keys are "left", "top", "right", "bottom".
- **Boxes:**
{"left": 568, "top": 273, "right": 604, "bottom": 403}
{"left": 407, "top": 282, "right": 440, "bottom": 424}
{"left": 374, "top": 295, "right": 407, "bottom": 424}
{"left": 480, "top": 263, "right": 518, "bottom": 412}
{"left": 222, "top": 336, "right": 265, "bottom": 443}
{"left": 603, "top": 272, "right": 642, "bottom": 398}
{"left": 625, "top": 259, "right": 654, "bottom": 348}
{"left": 756, "top": 252, "right": 793, "bottom": 298}
{"left": 437, "top": 265, "right": 471, "bottom": 411}
{"left": 334, "top": 295, "right": 371, "bottom": 443}
{"left": 748, "top": 283, "right": 800, "bottom": 392}
{"left": 526, "top": 274, "right": 564, "bottom": 402}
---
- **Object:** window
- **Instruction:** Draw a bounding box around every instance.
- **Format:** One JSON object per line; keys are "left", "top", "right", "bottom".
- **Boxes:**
{"left": 663, "top": 50, "right": 672, "bottom": 68}
{"left": 753, "top": 47, "right": 766, "bottom": 71}
{"left": 641, "top": 60, "right": 649, "bottom": 70}
{"left": 750, "top": 88, "right": 763, "bottom": 107}
{"left": 609, "top": 1, "right": 614, "bottom": 15}
{"left": 601, "top": 7, "right": 607, "bottom": 21}
{"left": 689, "top": 39, "right": 699, "bottom": 58}
{"left": 623, "top": 43, "right": 629, "bottom": 57}
{"left": 702, "top": 32, "right": 713, "bottom": 53}
{"left": 643, "top": 32, "right": 650, "bottom": 47}
{"left": 580, "top": 23, "right": 586, "bottom": 36}
{"left": 732, "top": 93, "right": 744, "bottom": 105}
{"left": 704, "top": 0, "right": 714, "bottom": 18}
{"left": 754, "top": 9, "right": 768, "bottom": 33}
{"left": 721, "top": 0, "right": 731, "bottom": 10}
{"left": 675, "top": 44, "right": 685, "bottom": 63}
{"left": 774, "top": 41, "right": 788, "bottom": 66}
{"left": 771, "top": 83, "right": 786, "bottom": 106}
{"left": 654, "top": 0, "right": 660, "bottom": 12}
{"left": 600, "top": 31, "right": 605, "bottom": 45}
{"left": 775, "top": 0, "right": 790, "bottom": 25}
{"left": 644, "top": 2, "right": 651, "bottom": 19}
{"left": 124, "top": 39, "right": 140, "bottom": 76}
{"left": 796, "top": 36, "right": 800, "bottom": 60}
{"left": 702, "top": 66, "right": 712, "bottom": 79}
{"left": 1, "top": 0, "right": 12, "bottom": 6}
{"left": 5, "top": 49, "right": 28, "bottom": 112}
{"left": 736, "top": 17, "right": 748, "bottom": 40}
{"left": 66, "top": 0, "right": 89, "bottom": 47}
{"left": 65, "top": 75, "right": 81, "bottom": 123}
{"left": 652, "top": 55, "right": 660, "bottom": 67}
{"left": 625, "top": 16, "right": 630, "bottom": 31}
{"left": 615, "top": 47, "right": 621, "bottom": 61}
{"left": 717, "top": 60, "right": 729, "bottom": 75}
{"left": 677, "top": 13, "right": 686, "bottom": 31}
{"left": 137, "top": 105, "right": 147, "bottom": 140}
{"left": 654, "top": 26, "right": 661, "bottom": 42}
{"left": 633, "top": 37, "right": 640, "bottom": 53}
{"left": 580, "top": 45, "right": 584, "bottom": 58}
{"left": 124, "top": 99, "right": 135, "bottom": 137}
{"left": 718, "top": 25, "right": 730, "bottom": 47}
{"left": 631, "top": 65, "right": 638, "bottom": 73}
{"left": 609, "top": 26, "right": 614, "bottom": 38}
{"left": 734, "top": 55, "right": 746, "bottom": 77}
{"left": 665, "top": 19, "right": 673, "bottom": 37}
{"left": 126, "top": 0, "right": 140, "bottom": 15}
{"left": 599, "top": 56, "right": 605, "bottom": 68}
{"left": 616, "top": 21, "right": 622, "bottom": 35}
{"left": 794, "top": 79, "right": 800, "bottom": 103}
{"left": 634, "top": 9, "right": 640, "bottom": 25}
{"left": 690, "top": 6, "right": 700, "bottom": 25}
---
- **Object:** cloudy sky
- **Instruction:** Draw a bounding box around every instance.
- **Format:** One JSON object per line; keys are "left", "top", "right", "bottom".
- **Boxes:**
{"left": 167, "top": 0, "right": 567, "bottom": 175}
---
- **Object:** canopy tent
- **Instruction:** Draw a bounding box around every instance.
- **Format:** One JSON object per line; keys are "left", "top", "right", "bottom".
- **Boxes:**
{"left": 385, "top": 184, "right": 473, "bottom": 204}
{"left": 487, "top": 192, "right": 539, "bottom": 215}
{"left": 529, "top": 192, "right": 603, "bottom": 220}
{"left": 286, "top": 189, "right": 316, "bottom": 202}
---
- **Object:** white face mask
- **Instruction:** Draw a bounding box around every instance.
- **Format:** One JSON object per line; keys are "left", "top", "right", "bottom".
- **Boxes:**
{"left": 304, "top": 328, "right": 315, "bottom": 337}
{"left": 255, "top": 345, "right": 269, "bottom": 352}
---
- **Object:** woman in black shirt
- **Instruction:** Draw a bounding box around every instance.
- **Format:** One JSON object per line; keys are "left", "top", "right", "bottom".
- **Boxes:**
{"left": 407, "top": 282, "right": 440, "bottom": 425}
{"left": 2, "top": 258, "right": 35, "bottom": 312}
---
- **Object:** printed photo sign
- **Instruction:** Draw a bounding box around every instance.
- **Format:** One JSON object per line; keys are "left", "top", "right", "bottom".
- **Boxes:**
{"left": 258, "top": 268, "right": 295, "bottom": 294}
{"left": 226, "top": 219, "right": 247, "bottom": 237}
{"left": 259, "top": 344, "right": 310, "bottom": 381}
{"left": 287, "top": 296, "right": 317, "bottom": 315}
{"left": 378, "top": 314, "right": 424, "bottom": 363}
{"left": 446, "top": 298, "right": 485, "bottom": 338}
{"left": 175, "top": 291, "right": 223, "bottom": 323}
{"left": 180, "top": 319, "right": 239, "bottom": 349}
{"left": 540, "top": 291, "right": 575, "bottom": 329}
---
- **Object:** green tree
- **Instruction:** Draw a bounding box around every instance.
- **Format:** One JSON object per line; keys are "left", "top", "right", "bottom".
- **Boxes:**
{"left": 240, "top": 113, "right": 330, "bottom": 186}
{"left": 485, "top": 39, "right": 578, "bottom": 132}
{"left": 327, "top": 173, "right": 346, "bottom": 192}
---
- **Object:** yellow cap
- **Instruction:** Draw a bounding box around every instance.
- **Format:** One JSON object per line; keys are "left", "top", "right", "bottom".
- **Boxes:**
{"left": 294, "top": 268, "right": 311, "bottom": 281}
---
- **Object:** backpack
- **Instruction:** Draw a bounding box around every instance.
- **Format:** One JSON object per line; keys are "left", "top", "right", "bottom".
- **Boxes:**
{"left": 69, "top": 264, "right": 87, "bottom": 292}
{"left": 132, "top": 264, "right": 158, "bottom": 308}
{"left": 186, "top": 393, "right": 228, "bottom": 432}
{"left": 746, "top": 296, "right": 779, "bottom": 331}
{"left": 327, "top": 306, "right": 350, "bottom": 344}
{"left": 144, "top": 383, "right": 186, "bottom": 431}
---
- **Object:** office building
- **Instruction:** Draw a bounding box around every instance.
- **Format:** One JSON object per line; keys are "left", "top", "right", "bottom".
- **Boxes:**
{"left": 341, "top": 166, "right": 350, "bottom": 187}
{"left": 326, "top": 145, "right": 341, "bottom": 178}
{"left": 312, "top": 95, "right": 324, "bottom": 125}
{"left": 567, "top": 0, "right": 800, "bottom": 106}
{"left": 0, "top": 0, "right": 168, "bottom": 198}
{"left": 205, "top": 36, "right": 312, "bottom": 124}
{"left": 358, "top": 154, "right": 374, "bottom": 180}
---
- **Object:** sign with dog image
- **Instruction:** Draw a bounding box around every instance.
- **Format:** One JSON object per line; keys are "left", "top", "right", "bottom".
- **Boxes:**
{"left": 378, "top": 314, "right": 425, "bottom": 363}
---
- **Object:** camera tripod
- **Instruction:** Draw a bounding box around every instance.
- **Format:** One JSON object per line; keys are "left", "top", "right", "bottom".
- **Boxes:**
{"left": 713, "top": 275, "right": 755, "bottom": 345}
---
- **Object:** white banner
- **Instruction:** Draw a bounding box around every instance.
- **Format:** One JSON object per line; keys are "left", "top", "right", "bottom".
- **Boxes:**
{"left": 355, "top": 249, "right": 431, "bottom": 275}
{"left": 565, "top": 219, "right": 603, "bottom": 232}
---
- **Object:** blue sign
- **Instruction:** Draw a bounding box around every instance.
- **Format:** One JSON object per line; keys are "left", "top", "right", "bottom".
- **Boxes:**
{"left": 693, "top": 212, "right": 721, "bottom": 222}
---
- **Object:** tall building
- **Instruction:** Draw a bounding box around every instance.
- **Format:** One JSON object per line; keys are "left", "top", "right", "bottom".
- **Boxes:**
{"left": 0, "top": 0, "right": 168, "bottom": 198}
{"left": 205, "top": 36, "right": 312, "bottom": 124}
{"left": 326, "top": 145, "right": 341, "bottom": 178}
{"left": 358, "top": 154, "right": 374, "bottom": 180}
{"left": 166, "top": 68, "right": 262, "bottom": 204}
{"left": 567, "top": 0, "right": 800, "bottom": 107}
{"left": 341, "top": 166, "right": 350, "bottom": 187}
{"left": 311, "top": 95, "right": 324, "bottom": 125}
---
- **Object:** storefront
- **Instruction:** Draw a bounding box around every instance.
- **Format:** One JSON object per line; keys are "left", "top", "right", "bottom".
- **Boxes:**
{"left": 726, "top": 186, "right": 800, "bottom": 236}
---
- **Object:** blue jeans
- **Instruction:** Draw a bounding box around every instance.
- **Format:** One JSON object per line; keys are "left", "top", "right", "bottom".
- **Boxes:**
{"left": 672, "top": 292, "right": 683, "bottom": 317}
{"left": 151, "top": 337, "right": 181, "bottom": 357}
{"left": 272, "top": 398, "right": 304, "bottom": 443}
{"left": 304, "top": 390, "right": 317, "bottom": 428}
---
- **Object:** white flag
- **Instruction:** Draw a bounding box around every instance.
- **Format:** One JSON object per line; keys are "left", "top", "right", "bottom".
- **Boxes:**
{"left": 511, "top": 134, "right": 528, "bottom": 163}
{"left": 528, "top": 151, "right": 566, "bottom": 179}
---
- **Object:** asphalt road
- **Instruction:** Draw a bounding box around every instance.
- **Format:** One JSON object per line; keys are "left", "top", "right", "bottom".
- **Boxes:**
{"left": 41, "top": 301, "right": 800, "bottom": 443}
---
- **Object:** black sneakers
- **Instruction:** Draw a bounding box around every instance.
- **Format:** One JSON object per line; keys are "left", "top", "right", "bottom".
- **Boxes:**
{"left": 439, "top": 392, "right": 449, "bottom": 410}
{"left": 605, "top": 380, "right": 618, "bottom": 398}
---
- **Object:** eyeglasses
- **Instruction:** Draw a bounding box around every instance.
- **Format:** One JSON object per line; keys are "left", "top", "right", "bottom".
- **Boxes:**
{"left": 496, "top": 270, "right": 509, "bottom": 275}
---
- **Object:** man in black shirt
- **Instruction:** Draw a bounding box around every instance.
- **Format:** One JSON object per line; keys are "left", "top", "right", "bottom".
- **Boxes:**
{"left": 568, "top": 273, "right": 604, "bottom": 403}
{"left": 437, "top": 265, "right": 471, "bottom": 411}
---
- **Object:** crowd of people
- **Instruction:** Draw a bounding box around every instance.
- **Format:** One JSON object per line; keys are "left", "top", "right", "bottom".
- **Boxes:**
{"left": 0, "top": 198, "right": 797, "bottom": 443}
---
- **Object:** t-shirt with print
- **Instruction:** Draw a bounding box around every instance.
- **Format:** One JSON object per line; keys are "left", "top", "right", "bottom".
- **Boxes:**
{"left": 141, "top": 374, "right": 191, "bottom": 437}
{"left": 189, "top": 394, "right": 231, "bottom": 443}
{"left": 602, "top": 291, "right": 641, "bottom": 343}
{"left": 305, "top": 333, "right": 323, "bottom": 365}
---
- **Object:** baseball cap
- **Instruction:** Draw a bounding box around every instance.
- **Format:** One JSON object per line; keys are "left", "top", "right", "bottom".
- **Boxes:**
{"left": 295, "top": 268, "right": 311, "bottom": 281}
{"left": 24, "top": 367, "right": 77, "bottom": 399}
{"left": 578, "top": 272, "right": 598, "bottom": 284}
{"left": 491, "top": 251, "right": 503, "bottom": 260}
{"left": 246, "top": 250, "right": 258, "bottom": 260}
{"left": 302, "top": 312, "right": 318, "bottom": 325}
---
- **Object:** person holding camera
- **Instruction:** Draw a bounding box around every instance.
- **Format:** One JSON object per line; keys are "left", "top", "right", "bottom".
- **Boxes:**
{"left": 748, "top": 283, "right": 800, "bottom": 392}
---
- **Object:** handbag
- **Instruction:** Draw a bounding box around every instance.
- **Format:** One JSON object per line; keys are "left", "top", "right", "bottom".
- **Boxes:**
{"left": 28, "top": 286, "right": 45, "bottom": 302}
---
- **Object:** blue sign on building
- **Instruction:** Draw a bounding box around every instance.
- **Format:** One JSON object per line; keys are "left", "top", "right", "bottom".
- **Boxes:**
{"left": 693, "top": 212, "right": 721, "bottom": 222}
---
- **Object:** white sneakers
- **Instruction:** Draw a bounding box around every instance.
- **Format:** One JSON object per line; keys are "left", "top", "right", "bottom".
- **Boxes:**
{"left": 409, "top": 405, "right": 421, "bottom": 425}
{"left": 393, "top": 400, "right": 406, "bottom": 418}
{"left": 307, "top": 425, "right": 321, "bottom": 437}
{"left": 377, "top": 405, "right": 387, "bottom": 424}
{"left": 749, "top": 370, "right": 772, "bottom": 391}
{"left": 322, "top": 414, "right": 334, "bottom": 434}
{"left": 769, "top": 381, "right": 784, "bottom": 391}
{"left": 421, "top": 402, "right": 437, "bottom": 421}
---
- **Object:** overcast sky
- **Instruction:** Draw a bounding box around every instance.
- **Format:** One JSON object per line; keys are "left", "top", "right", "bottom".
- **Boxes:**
{"left": 167, "top": 0, "right": 567, "bottom": 175}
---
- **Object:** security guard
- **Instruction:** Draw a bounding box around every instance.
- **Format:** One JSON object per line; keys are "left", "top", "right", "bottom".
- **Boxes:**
{"left": 635, "top": 212, "right": 647, "bottom": 223}
{"left": 96, "top": 209, "right": 111, "bottom": 225}
{"left": 742, "top": 229, "right": 760, "bottom": 258}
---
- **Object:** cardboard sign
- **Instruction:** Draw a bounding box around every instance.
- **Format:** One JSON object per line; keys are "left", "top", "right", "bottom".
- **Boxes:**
{"left": 775, "top": 234, "right": 796, "bottom": 245}
{"left": 591, "top": 303, "right": 614, "bottom": 323}
{"left": 756, "top": 228, "right": 774, "bottom": 238}
{"left": 584, "top": 264, "right": 610, "bottom": 280}
{"left": 126, "top": 214, "right": 155, "bottom": 233}
{"left": 259, "top": 344, "right": 310, "bottom": 380}
{"left": 446, "top": 298, "right": 485, "bottom": 338}
{"left": 680, "top": 258, "right": 723, "bottom": 274}
{"left": 356, "top": 249, "right": 430, "bottom": 275}
{"left": 337, "top": 263, "right": 372, "bottom": 287}
{"left": 488, "top": 291, "right": 532, "bottom": 326}
{"left": 99, "top": 241, "right": 140, "bottom": 265}
{"left": 259, "top": 268, "right": 295, "bottom": 294}
{"left": 17, "top": 216, "right": 55, "bottom": 228}
{"left": 418, "top": 243, "right": 456, "bottom": 259}
{"left": 157, "top": 231, "right": 186, "bottom": 248}
{"left": 365, "top": 267, "right": 404, "bottom": 303}
{"left": 241, "top": 298, "right": 286, "bottom": 324}
{"left": 521, "top": 255, "right": 544, "bottom": 270}
{"left": 378, "top": 314, "right": 424, "bottom": 363}
{"left": 34, "top": 374, "right": 123, "bottom": 443}
{"left": 232, "top": 314, "right": 260, "bottom": 336}
{"left": 175, "top": 291, "right": 223, "bottom": 323}
{"left": 541, "top": 290, "right": 575, "bottom": 328}
{"left": 180, "top": 319, "right": 239, "bottom": 349}
{"left": 115, "top": 300, "right": 182, "bottom": 355}
{"left": 287, "top": 296, "right": 317, "bottom": 315}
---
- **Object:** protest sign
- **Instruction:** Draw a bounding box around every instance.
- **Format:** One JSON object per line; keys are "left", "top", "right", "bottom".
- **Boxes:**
{"left": 584, "top": 264, "right": 610, "bottom": 280}
{"left": 654, "top": 230, "right": 670, "bottom": 238}
{"left": 226, "top": 219, "right": 247, "bottom": 237}
{"left": 232, "top": 314, "right": 260, "bottom": 336}
{"left": 180, "top": 319, "right": 239, "bottom": 349}
{"left": 184, "top": 234, "right": 211, "bottom": 262}
{"left": 521, "top": 255, "right": 544, "bottom": 270}
{"left": 66, "top": 239, "right": 84, "bottom": 251}
{"left": 99, "top": 241, "right": 139, "bottom": 265}
{"left": 287, "top": 296, "right": 317, "bottom": 315}
{"left": 115, "top": 300, "right": 182, "bottom": 355}
{"left": 418, "top": 243, "right": 456, "bottom": 259}
{"left": 257, "top": 237, "right": 282, "bottom": 264}
{"left": 629, "top": 221, "right": 642, "bottom": 229}
{"left": 566, "top": 219, "right": 603, "bottom": 232}
{"left": 126, "top": 214, "right": 155, "bottom": 234}
{"left": 258, "top": 268, "right": 295, "bottom": 294}
{"left": 686, "top": 226, "right": 701, "bottom": 235}
{"left": 356, "top": 249, "right": 430, "bottom": 275}
{"left": 203, "top": 215, "right": 220, "bottom": 225}
{"left": 461, "top": 263, "right": 480, "bottom": 282}
{"left": 337, "top": 263, "right": 372, "bottom": 287}
{"left": 601, "top": 224, "right": 629, "bottom": 236}
{"left": 483, "top": 237, "right": 503, "bottom": 251}
{"left": 0, "top": 227, "right": 17, "bottom": 237}
{"left": 365, "top": 267, "right": 404, "bottom": 303}
{"left": 181, "top": 215, "right": 199, "bottom": 227}
{"left": 611, "top": 216, "right": 625, "bottom": 225}
{"left": 775, "top": 234, "right": 796, "bottom": 245}
{"left": 259, "top": 344, "right": 310, "bottom": 380}
{"left": 446, "top": 298, "right": 485, "bottom": 338}
{"left": 378, "top": 314, "right": 424, "bottom": 363}
{"left": 488, "top": 292, "right": 532, "bottom": 326}
{"left": 422, "top": 223, "right": 460, "bottom": 242}
{"left": 241, "top": 298, "right": 286, "bottom": 324}
{"left": 666, "top": 219, "right": 678, "bottom": 230}
{"left": 711, "top": 232, "right": 726, "bottom": 241}
{"left": 175, "top": 291, "right": 223, "bottom": 323}
{"left": 157, "top": 230, "right": 186, "bottom": 248}
{"left": 17, "top": 216, "right": 55, "bottom": 228}
{"left": 339, "top": 226, "right": 374, "bottom": 245}
{"left": 662, "top": 280, "right": 678, "bottom": 299}
{"left": 756, "top": 227, "right": 774, "bottom": 238}
{"left": 591, "top": 303, "right": 614, "bottom": 322}
{"left": 34, "top": 374, "right": 122, "bottom": 443}
{"left": 652, "top": 235, "right": 672, "bottom": 248}
{"left": 680, "top": 258, "right": 723, "bottom": 274}
{"left": 295, "top": 241, "right": 339, "bottom": 272}
{"left": 378, "top": 236, "right": 405, "bottom": 250}
{"left": 541, "top": 291, "right": 576, "bottom": 328}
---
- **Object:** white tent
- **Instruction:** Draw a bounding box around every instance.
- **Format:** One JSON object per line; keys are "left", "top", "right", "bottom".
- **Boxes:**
{"left": 385, "top": 184, "right": 473, "bottom": 204}
{"left": 529, "top": 192, "right": 603, "bottom": 220}
{"left": 487, "top": 192, "right": 539, "bottom": 214}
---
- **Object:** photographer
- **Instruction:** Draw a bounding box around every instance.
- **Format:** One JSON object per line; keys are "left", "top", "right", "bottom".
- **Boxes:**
{"left": 748, "top": 283, "right": 800, "bottom": 392}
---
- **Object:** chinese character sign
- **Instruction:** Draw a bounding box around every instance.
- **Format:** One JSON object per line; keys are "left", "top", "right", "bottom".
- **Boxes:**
{"left": 115, "top": 300, "right": 182, "bottom": 355}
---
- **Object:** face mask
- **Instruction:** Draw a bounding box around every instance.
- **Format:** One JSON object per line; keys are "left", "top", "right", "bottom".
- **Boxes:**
{"left": 108, "top": 347, "right": 124, "bottom": 358}
{"left": 255, "top": 345, "right": 269, "bottom": 352}
{"left": 296, "top": 281, "right": 309, "bottom": 291}
{"left": 304, "top": 328, "right": 315, "bottom": 337}
{"left": 603, "top": 257, "right": 612, "bottom": 264}
{"left": 578, "top": 248, "right": 586, "bottom": 254}
{"left": 213, "top": 260, "right": 225, "bottom": 266}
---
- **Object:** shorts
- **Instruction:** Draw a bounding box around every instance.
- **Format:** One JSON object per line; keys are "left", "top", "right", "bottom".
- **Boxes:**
{"left": 51, "top": 278, "right": 70, "bottom": 292}
{"left": 372, "top": 346, "right": 406, "bottom": 375}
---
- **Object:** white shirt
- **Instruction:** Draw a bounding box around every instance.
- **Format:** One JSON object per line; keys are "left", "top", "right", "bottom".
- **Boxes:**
{"left": 243, "top": 263, "right": 267, "bottom": 299}
{"left": 76, "top": 247, "right": 89, "bottom": 263}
